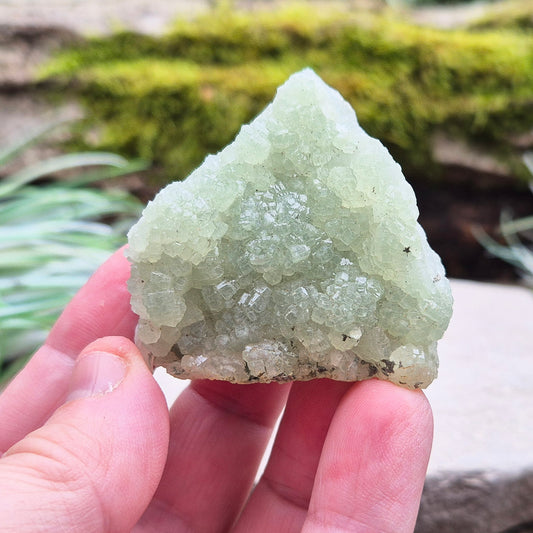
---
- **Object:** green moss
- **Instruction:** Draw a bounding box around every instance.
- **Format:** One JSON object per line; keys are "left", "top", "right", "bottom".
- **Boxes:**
{"left": 42, "top": 3, "right": 533, "bottom": 186}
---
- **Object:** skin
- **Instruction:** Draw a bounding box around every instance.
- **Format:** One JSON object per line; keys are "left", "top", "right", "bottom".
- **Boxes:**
{"left": 0, "top": 248, "right": 433, "bottom": 533}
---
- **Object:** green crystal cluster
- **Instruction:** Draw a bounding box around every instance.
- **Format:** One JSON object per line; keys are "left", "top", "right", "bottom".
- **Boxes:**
{"left": 127, "top": 69, "right": 453, "bottom": 389}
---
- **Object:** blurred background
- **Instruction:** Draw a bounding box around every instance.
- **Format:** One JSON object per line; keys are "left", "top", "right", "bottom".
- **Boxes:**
{"left": 1, "top": 1, "right": 532, "bottom": 531}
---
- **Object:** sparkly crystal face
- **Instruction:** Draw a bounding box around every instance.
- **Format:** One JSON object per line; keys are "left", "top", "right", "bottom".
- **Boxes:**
{"left": 127, "top": 69, "right": 453, "bottom": 389}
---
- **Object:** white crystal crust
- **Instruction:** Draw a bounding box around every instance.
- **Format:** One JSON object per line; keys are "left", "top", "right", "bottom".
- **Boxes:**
{"left": 127, "top": 69, "right": 453, "bottom": 389}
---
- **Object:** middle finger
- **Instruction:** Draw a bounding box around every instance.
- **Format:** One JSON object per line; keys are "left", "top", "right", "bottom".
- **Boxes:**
{"left": 234, "top": 379, "right": 351, "bottom": 532}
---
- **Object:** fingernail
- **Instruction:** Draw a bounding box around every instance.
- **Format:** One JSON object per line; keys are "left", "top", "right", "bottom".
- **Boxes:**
{"left": 67, "top": 351, "right": 126, "bottom": 401}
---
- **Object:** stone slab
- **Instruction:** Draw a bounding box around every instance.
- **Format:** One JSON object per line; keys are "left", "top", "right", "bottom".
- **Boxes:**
{"left": 417, "top": 279, "right": 533, "bottom": 533}
{"left": 426, "top": 279, "right": 533, "bottom": 475}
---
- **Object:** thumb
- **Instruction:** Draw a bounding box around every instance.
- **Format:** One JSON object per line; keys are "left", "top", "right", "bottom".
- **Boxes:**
{"left": 0, "top": 336, "right": 169, "bottom": 533}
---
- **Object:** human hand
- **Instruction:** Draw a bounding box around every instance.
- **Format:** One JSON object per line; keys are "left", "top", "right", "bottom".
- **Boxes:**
{"left": 0, "top": 248, "right": 433, "bottom": 533}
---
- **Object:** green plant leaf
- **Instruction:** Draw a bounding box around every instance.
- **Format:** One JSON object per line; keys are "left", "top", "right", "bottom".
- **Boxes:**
{"left": 0, "top": 152, "right": 132, "bottom": 197}
{"left": 0, "top": 119, "right": 72, "bottom": 168}
{"left": 0, "top": 126, "right": 147, "bottom": 381}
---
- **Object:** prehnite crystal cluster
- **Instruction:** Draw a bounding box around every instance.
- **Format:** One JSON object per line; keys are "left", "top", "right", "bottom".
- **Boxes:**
{"left": 127, "top": 69, "right": 453, "bottom": 389}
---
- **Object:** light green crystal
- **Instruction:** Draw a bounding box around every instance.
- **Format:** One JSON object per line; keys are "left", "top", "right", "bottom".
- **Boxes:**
{"left": 127, "top": 68, "right": 453, "bottom": 389}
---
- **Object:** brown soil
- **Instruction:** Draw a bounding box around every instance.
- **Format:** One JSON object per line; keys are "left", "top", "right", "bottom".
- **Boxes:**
{"left": 415, "top": 174, "right": 533, "bottom": 283}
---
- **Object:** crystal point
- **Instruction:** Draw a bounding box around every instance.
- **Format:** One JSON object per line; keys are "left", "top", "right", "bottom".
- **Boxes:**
{"left": 127, "top": 68, "right": 453, "bottom": 389}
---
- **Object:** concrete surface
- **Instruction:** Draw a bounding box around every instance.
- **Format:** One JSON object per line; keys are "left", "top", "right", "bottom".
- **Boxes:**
{"left": 427, "top": 279, "right": 533, "bottom": 476}
{"left": 0, "top": 0, "right": 208, "bottom": 35}
{"left": 154, "top": 279, "right": 533, "bottom": 532}
{"left": 0, "top": 0, "right": 490, "bottom": 34}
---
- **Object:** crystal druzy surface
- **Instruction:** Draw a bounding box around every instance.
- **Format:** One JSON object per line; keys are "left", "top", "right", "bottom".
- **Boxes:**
{"left": 127, "top": 69, "right": 453, "bottom": 389}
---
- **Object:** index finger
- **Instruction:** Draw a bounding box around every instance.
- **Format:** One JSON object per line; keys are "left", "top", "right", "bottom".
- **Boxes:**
{"left": 47, "top": 245, "right": 137, "bottom": 356}
{"left": 0, "top": 247, "right": 138, "bottom": 451}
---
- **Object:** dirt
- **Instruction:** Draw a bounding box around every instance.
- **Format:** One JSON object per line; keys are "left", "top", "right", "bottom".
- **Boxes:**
{"left": 416, "top": 174, "right": 533, "bottom": 283}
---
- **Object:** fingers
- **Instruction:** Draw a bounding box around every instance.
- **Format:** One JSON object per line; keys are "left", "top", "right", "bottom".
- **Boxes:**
{"left": 302, "top": 380, "right": 433, "bottom": 533}
{"left": 234, "top": 379, "right": 352, "bottom": 532}
{"left": 135, "top": 379, "right": 291, "bottom": 532}
{"left": 0, "top": 337, "right": 169, "bottom": 533}
{"left": 0, "top": 247, "right": 137, "bottom": 450}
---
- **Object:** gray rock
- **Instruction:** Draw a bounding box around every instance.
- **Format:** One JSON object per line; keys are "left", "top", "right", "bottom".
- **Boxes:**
{"left": 0, "top": 26, "right": 81, "bottom": 170}
{"left": 0, "top": 0, "right": 207, "bottom": 35}
{"left": 417, "top": 280, "right": 533, "bottom": 532}
{"left": 417, "top": 471, "right": 533, "bottom": 533}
